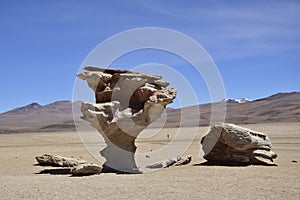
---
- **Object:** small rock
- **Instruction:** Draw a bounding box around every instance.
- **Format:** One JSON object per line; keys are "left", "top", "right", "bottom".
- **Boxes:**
{"left": 174, "top": 155, "right": 192, "bottom": 166}
{"left": 146, "top": 155, "right": 192, "bottom": 169}
{"left": 71, "top": 163, "right": 102, "bottom": 176}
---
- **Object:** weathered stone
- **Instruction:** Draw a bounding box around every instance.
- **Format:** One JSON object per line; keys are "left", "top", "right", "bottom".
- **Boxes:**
{"left": 146, "top": 155, "right": 192, "bottom": 169}
{"left": 71, "top": 163, "right": 102, "bottom": 176}
{"left": 35, "top": 154, "right": 88, "bottom": 167}
{"left": 84, "top": 66, "right": 128, "bottom": 74}
{"left": 35, "top": 154, "right": 102, "bottom": 176}
{"left": 174, "top": 155, "right": 192, "bottom": 166}
{"left": 96, "top": 89, "right": 112, "bottom": 103}
{"left": 77, "top": 71, "right": 111, "bottom": 92}
{"left": 201, "top": 123, "right": 277, "bottom": 165}
{"left": 78, "top": 67, "right": 176, "bottom": 173}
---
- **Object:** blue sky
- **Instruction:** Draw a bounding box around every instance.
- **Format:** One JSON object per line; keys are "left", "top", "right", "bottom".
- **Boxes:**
{"left": 0, "top": 0, "right": 299, "bottom": 112}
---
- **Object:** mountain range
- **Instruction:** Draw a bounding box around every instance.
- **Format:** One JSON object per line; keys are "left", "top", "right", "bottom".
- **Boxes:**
{"left": 0, "top": 92, "right": 299, "bottom": 133}
{"left": 0, "top": 101, "right": 79, "bottom": 133}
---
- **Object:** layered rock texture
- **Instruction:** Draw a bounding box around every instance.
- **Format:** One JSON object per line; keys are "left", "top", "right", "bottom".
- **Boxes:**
{"left": 77, "top": 67, "right": 176, "bottom": 173}
{"left": 201, "top": 123, "right": 277, "bottom": 165}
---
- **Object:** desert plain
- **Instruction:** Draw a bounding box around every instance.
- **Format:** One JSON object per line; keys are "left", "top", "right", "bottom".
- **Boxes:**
{"left": 0, "top": 122, "right": 299, "bottom": 200}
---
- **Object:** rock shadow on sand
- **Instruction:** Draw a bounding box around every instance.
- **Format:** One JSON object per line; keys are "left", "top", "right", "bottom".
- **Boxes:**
{"left": 193, "top": 161, "right": 277, "bottom": 167}
{"left": 35, "top": 168, "right": 71, "bottom": 175}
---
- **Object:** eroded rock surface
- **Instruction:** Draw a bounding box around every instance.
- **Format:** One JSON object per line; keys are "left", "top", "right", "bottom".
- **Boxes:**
{"left": 201, "top": 123, "right": 277, "bottom": 165}
{"left": 35, "top": 154, "right": 102, "bottom": 176}
{"left": 35, "top": 154, "right": 88, "bottom": 167}
{"left": 71, "top": 163, "right": 102, "bottom": 176}
{"left": 78, "top": 67, "right": 176, "bottom": 173}
{"left": 146, "top": 155, "right": 192, "bottom": 169}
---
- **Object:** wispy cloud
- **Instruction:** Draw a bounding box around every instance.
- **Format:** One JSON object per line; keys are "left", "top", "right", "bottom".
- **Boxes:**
{"left": 136, "top": 0, "right": 300, "bottom": 61}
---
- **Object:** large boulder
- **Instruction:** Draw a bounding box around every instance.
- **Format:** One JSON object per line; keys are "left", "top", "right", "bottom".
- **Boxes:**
{"left": 201, "top": 123, "right": 277, "bottom": 165}
{"left": 77, "top": 67, "right": 176, "bottom": 173}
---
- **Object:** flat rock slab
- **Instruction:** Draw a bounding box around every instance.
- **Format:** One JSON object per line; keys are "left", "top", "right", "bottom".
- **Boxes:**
{"left": 201, "top": 123, "right": 277, "bottom": 166}
{"left": 71, "top": 163, "right": 102, "bottom": 176}
{"left": 35, "top": 154, "right": 102, "bottom": 176}
{"left": 35, "top": 154, "right": 89, "bottom": 167}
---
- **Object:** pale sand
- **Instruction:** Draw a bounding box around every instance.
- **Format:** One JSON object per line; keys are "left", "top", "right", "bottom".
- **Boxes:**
{"left": 0, "top": 123, "right": 300, "bottom": 199}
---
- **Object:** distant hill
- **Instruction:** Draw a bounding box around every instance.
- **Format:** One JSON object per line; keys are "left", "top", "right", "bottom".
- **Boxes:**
{"left": 164, "top": 92, "right": 300, "bottom": 127}
{"left": 0, "top": 101, "right": 80, "bottom": 133}
{"left": 0, "top": 92, "right": 299, "bottom": 133}
{"left": 224, "top": 92, "right": 300, "bottom": 124}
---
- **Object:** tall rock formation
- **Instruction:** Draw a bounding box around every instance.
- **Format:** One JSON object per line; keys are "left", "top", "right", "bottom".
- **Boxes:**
{"left": 77, "top": 66, "right": 176, "bottom": 173}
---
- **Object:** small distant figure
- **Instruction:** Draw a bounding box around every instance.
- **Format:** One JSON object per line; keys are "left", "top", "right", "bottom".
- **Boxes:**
{"left": 146, "top": 149, "right": 152, "bottom": 158}
{"left": 167, "top": 134, "right": 170, "bottom": 140}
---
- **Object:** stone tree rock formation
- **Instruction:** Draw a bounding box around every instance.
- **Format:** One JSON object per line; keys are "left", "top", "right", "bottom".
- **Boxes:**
{"left": 201, "top": 123, "right": 277, "bottom": 165}
{"left": 77, "top": 66, "right": 176, "bottom": 173}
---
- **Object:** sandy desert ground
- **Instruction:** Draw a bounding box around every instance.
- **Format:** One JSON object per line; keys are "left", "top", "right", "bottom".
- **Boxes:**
{"left": 0, "top": 123, "right": 299, "bottom": 200}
